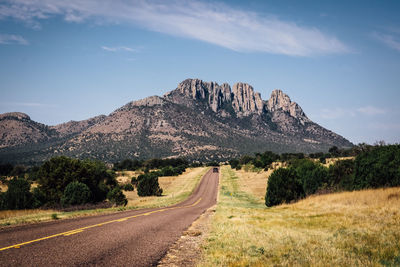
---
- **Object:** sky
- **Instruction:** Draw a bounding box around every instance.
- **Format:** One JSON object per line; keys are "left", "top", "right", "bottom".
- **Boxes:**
{"left": 0, "top": 0, "right": 399, "bottom": 145}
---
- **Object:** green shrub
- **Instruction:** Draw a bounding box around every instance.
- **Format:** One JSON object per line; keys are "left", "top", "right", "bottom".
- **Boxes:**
{"left": 353, "top": 145, "right": 400, "bottom": 189}
{"left": 137, "top": 173, "right": 163, "bottom": 197}
{"left": 265, "top": 168, "right": 304, "bottom": 207}
{"left": 159, "top": 166, "right": 175, "bottom": 176}
{"left": 0, "top": 191, "right": 4, "bottom": 210}
{"left": 61, "top": 181, "right": 92, "bottom": 206}
{"left": 107, "top": 187, "right": 128, "bottom": 206}
{"left": 36, "top": 156, "right": 117, "bottom": 204}
{"left": 122, "top": 183, "right": 134, "bottom": 191}
{"left": 294, "top": 159, "right": 328, "bottom": 195}
{"left": 2, "top": 178, "right": 32, "bottom": 210}
{"left": 32, "top": 187, "right": 47, "bottom": 208}
{"left": 229, "top": 159, "right": 240, "bottom": 169}
{"left": 131, "top": 177, "right": 138, "bottom": 186}
{"left": 328, "top": 159, "right": 355, "bottom": 191}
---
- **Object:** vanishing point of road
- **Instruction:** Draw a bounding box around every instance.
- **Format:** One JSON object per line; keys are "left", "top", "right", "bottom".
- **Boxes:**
{"left": 0, "top": 168, "right": 219, "bottom": 266}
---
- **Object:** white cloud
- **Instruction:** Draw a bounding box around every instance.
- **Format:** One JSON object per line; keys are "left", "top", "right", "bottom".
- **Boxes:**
{"left": 319, "top": 105, "right": 385, "bottom": 120}
{"left": 0, "top": 0, "right": 350, "bottom": 56}
{"left": 319, "top": 108, "right": 356, "bottom": 120}
{"left": 357, "top": 106, "right": 386, "bottom": 115}
{"left": 101, "top": 46, "right": 136, "bottom": 52}
{"left": 0, "top": 33, "right": 28, "bottom": 45}
{"left": 1, "top": 102, "right": 57, "bottom": 108}
{"left": 372, "top": 31, "right": 400, "bottom": 52}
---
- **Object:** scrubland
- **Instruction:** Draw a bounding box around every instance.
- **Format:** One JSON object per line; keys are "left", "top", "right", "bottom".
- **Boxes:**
{"left": 199, "top": 165, "right": 400, "bottom": 266}
{"left": 0, "top": 167, "right": 208, "bottom": 227}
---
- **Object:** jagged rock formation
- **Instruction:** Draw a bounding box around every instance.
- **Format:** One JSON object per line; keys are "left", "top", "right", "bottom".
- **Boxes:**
{"left": 267, "top": 89, "right": 310, "bottom": 125}
{"left": 0, "top": 79, "right": 352, "bottom": 164}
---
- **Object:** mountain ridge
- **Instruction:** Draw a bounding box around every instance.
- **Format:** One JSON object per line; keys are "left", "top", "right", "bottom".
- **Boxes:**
{"left": 0, "top": 78, "right": 352, "bottom": 164}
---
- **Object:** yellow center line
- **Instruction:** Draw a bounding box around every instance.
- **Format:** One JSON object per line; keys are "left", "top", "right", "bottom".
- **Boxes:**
{"left": 0, "top": 197, "right": 202, "bottom": 251}
{"left": 63, "top": 230, "right": 83, "bottom": 236}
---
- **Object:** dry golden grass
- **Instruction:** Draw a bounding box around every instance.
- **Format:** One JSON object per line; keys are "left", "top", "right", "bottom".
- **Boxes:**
{"left": 115, "top": 170, "right": 143, "bottom": 184}
{"left": 323, "top": 156, "right": 354, "bottom": 167}
{"left": 199, "top": 166, "right": 400, "bottom": 267}
{"left": 124, "top": 167, "right": 209, "bottom": 208}
{"left": 235, "top": 168, "right": 270, "bottom": 201}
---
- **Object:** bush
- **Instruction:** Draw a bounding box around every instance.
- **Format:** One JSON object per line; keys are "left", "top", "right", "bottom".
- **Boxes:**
{"left": 294, "top": 159, "right": 328, "bottom": 195}
{"left": 36, "top": 156, "right": 117, "bottom": 204}
{"left": 122, "top": 183, "right": 134, "bottom": 191}
{"left": 61, "top": 181, "right": 92, "bottom": 206}
{"left": 137, "top": 173, "right": 163, "bottom": 196}
{"left": 32, "top": 187, "right": 47, "bottom": 208}
{"left": 0, "top": 192, "right": 4, "bottom": 210}
{"left": 328, "top": 159, "right": 355, "bottom": 191}
{"left": 0, "top": 163, "right": 13, "bottom": 176}
{"left": 265, "top": 168, "right": 304, "bottom": 207}
{"left": 229, "top": 159, "right": 240, "bottom": 169}
{"left": 2, "top": 178, "right": 32, "bottom": 210}
{"left": 158, "top": 166, "right": 175, "bottom": 176}
{"left": 353, "top": 145, "right": 400, "bottom": 189}
{"left": 107, "top": 187, "right": 128, "bottom": 206}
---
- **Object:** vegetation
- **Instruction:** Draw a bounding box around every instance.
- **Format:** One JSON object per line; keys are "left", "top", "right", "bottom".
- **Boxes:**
{"left": 113, "top": 157, "right": 189, "bottom": 171}
{"left": 265, "top": 168, "right": 303, "bottom": 207}
{"left": 0, "top": 167, "right": 208, "bottom": 226}
{"left": 36, "top": 156, "right": 119, "bottom": 205}
{"left": 265, "top": 144, "right": 400, "bottom": 206}
{"left": 107, "top": 187, "right": 128, "bottom": 206}
{"left": 61, "top": 181, "right": 92, "bottom": 206}
{"left": 137, "top": 173, "right": 163, "bottom": 197}
{"left": 0, "top": 178, "right": 32, "bottom": 210}
{"left": 199, "top": 166, "right": 400, "bottom": 266}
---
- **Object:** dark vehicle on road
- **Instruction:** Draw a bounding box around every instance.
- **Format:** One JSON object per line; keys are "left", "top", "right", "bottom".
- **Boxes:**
{"left": 213, "top": 167, "right": 219, "bottom": 173}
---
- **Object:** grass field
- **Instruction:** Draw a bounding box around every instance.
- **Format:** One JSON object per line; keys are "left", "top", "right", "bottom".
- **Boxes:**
{"left": 123, "top": 167, "right": 209, "bottom": 209}
{"left": 199, "top": 165, "right": 400, "bottom": 266}
{"left": 0, "top": 167, "right": 209, "bottom": 227}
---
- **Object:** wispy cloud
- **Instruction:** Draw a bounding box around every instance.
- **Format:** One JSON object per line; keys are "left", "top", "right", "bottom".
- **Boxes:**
{"left": 0, "top": 33, "right": 28, "bottom": 45}
{"left": 371, "top": 31, "right": 400, "bottom": 52}
{"left": 357, "top": 106, "right": 386, "bottom": 115}
{"left": 1, "top": 102, "right": 57, "bottom": 108}
{"left": 319, "top": 105, "right": 385, "bottom": 119}
{"left": 320, "top": 108, "right": 356, "bottom": 120}
{"left": 0, "top": 0, "right": 349, "bottom": 56}
{"left": 101, "top": 46, "right": 136, "bottom": 52}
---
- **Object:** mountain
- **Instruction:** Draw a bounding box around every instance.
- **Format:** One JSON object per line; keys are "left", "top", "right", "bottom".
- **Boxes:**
{"left": 0, "top": 79, "right": 352, "bottom": 164}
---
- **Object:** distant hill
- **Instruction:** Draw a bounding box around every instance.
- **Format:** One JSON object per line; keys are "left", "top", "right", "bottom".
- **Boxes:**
{"left": 0, "top": 79, "right": 352, "bottom": 164}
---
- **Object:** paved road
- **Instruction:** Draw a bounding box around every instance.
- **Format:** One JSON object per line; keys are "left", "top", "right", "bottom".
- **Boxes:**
{"left": 0, "top": 168, "right": 219, "bottom": 266}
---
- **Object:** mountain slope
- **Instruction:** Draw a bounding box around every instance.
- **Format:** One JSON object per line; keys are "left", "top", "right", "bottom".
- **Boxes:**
{"left": 0, "top": 79, "right": 352, "bottom": 164}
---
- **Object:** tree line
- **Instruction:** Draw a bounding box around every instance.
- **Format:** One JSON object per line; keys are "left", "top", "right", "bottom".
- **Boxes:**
{"left": 265, "top": 144, "right": 400, "bottom": 206}
{"left": 0, "top": 156, "right": 196, "bottom": 210}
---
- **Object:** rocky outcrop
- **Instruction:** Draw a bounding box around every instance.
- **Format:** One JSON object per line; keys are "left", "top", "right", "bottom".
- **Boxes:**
{"left": 176, "top": 79, "right": 232, "bottom": 113}
{"left": 232, "top": 82, "right": 264, "bottom": 116}
{"left": 267, "top": 89, "right": 310, "bottom": 125}
{"left": 0, "top": 112, "right": 31, "bottom": 121}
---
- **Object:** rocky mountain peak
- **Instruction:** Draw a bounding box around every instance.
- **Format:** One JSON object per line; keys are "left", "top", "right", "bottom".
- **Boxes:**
{"left": 175, "top": 78, "right": 232, "bottom": 113}
{"left": 232, "top": 82, "right": 264, "bottom": 116}
{"left": 0, "top": 112, "right": 31, "bottom": 121}
{"left": 267, "top": 89, "right": 310, "bottom": 124}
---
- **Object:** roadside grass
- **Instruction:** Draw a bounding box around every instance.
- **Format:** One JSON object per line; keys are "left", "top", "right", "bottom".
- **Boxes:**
{"left": 199, "top": 165, "right": 400, "bottom": 266}
{"left": 123, "top": 167, "right": 209, "bottom": 209}
{"left": 0, "top": 167, "right": 209, "bottom": 227}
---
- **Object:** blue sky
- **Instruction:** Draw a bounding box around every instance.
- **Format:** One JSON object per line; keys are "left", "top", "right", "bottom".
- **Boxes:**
{"left": 0, "top": 0, "right": 399, "bottom": 145}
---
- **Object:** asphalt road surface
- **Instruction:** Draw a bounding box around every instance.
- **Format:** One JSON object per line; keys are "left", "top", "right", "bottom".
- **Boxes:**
{"left": 0, "top": 168, "right": 219, "bottom": 266}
